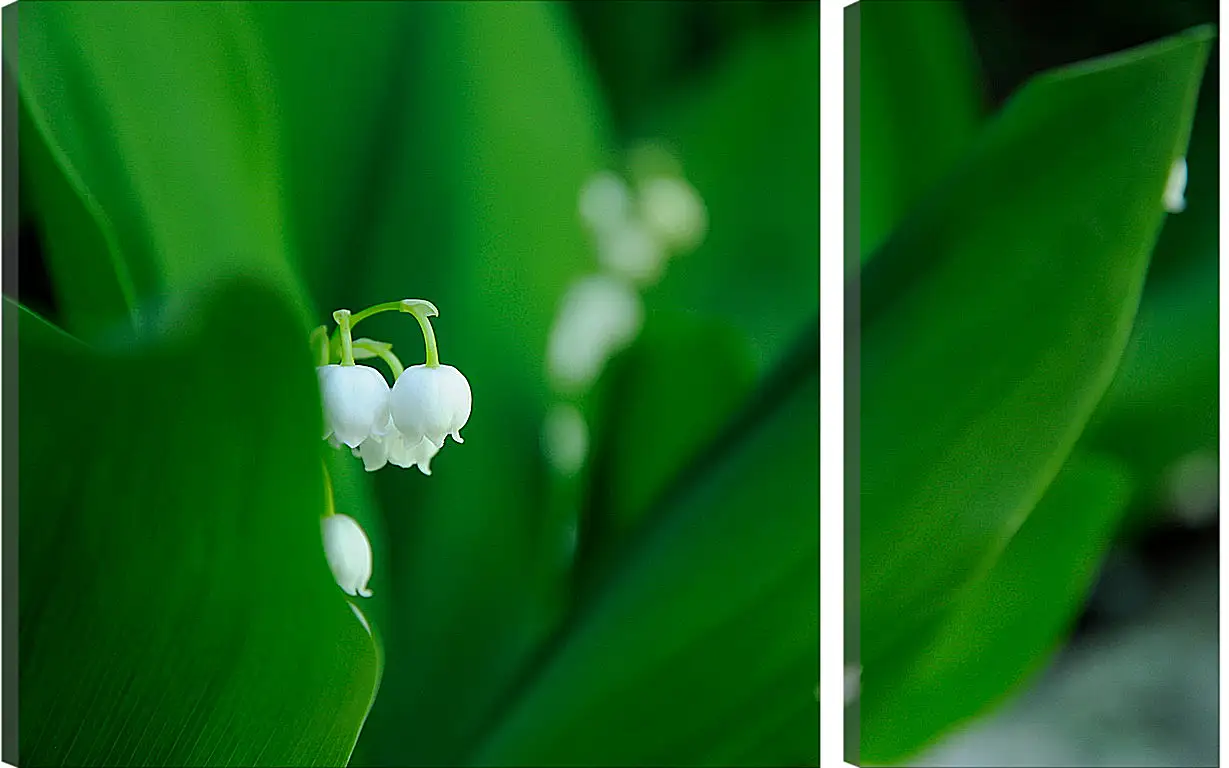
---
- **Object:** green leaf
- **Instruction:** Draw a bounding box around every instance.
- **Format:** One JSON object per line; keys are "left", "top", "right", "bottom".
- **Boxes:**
{"left": 582, "top": 310, "right": 758, "bottom": 566}
{"left": 859, "top": 27, "right": 1212, "bottom": 665}
{"left": 470, "top": 337, "right": 818, "bottom": 767}
{"left": 854, "top": 0, "right": 985, "bottom": 260}
{"left": 645, "top": 7, "right": 819, "bottom": 374}
{"left": 16, "top": 282, "right": 379, "bottom": 766}
{"left": 15, "top": 95, "right": 135, "bottom": 339}
{"left": 860, "top": 451, "right": 1133, "bottom": 764}
{"left": 1080, "top": 76, "right": 1219, "bottom": 514}
{"left": 17, "top": 1, "right": 306, "bottom": 316}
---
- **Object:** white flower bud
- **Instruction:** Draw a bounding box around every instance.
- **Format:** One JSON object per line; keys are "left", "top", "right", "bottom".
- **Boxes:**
{"left": 638, "top": 175, "right": 707, "bottom": 252}
{"left": 390, "top": 364, "right": 473, "bottom": 449}
{"left": 546, "top": 274, "right": 643, "bottom": 392}
{"left": 318, "top": 364, "right": 391, "bottom": 448}
{"left": 321, "top": 513, "right": 373, "bottom": 598}
{"left": 1164, "top": 157, "right": 1187, "bottom": 213}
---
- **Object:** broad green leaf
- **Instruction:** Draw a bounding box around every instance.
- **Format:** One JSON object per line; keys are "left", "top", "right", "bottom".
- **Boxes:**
{"left": 17, "top": 1, "right": 306, "bottom": 317}
{"left": 15, "top": 94, "right": 135, "bottom": 339}
{"left": 243, "top": 1, "right": 424, "bottom": 313}
{"left": 16, "top": 282, "right": 379, "bottom": 767}
{"left": 582, "top": 310, "right": 757, "bottom": 568}
{"left": 1080, "top": 77, "right": 1219, "bottom": 515}
{"left": 860, "top": 451, "right": 1133, "bottom": 765}
{"left": 1083, "top": 249, "right": 1217, "bottom": 512}
{"left": 859, "top": 28, "right": 1212, "bottom": 665}
{"left": 854, "top": 0, "right": 984, "bottom": 261}
{"left": 471, "top": 336, "right": 818, "bottom": 767}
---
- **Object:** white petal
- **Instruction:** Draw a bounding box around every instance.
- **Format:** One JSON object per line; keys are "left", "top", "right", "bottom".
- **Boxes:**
{"left": 357, "top": 436, "right": 389, "bottom": 472}
{"left": 321, "top": 513, "right": 373, "bottom": 598}
{"left": 318, "top": 365, "right": 340, "bottom": 439}
{"left": 385, "top": 431, "right": 442, "bottom": 475}
{"left": 320, "top": 364, "right": 391, "bottom": 448}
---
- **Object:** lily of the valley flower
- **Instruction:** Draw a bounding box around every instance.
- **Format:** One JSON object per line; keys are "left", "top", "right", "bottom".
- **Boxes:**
{"left": 316, "top": 299, "right": 471, "bottom": 473}
{"left": 319, "top": 363, "right": 391, "bottom": 448}
{"left": 321, "top": 513, "right": 373, "bottom": 597}
{"left": 353, "top": 415, "right": 443, "bottom": 475}
{"left": 390, "top": 364, "right": 473, "bottom": 449}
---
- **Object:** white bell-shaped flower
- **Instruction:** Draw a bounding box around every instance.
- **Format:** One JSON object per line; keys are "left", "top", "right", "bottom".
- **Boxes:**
{"left": 390, "top": 364, "right": 473, "bottom": 449}
{"left": 1164, "top": 157, "right": 1188, "bottom": 213}
{"left": 353, "top": 416, "right": 444, "bottom": 475}
{"left": 318, "top": 364, "right": 391, "bottom": 448}
{"left": 321, "top": 513, "right": 373, "bottom": 598}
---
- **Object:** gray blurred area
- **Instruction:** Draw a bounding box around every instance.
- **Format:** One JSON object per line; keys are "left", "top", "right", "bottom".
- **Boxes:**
{"left": 915, "top": 529, "right": 1217, "bottom": 767}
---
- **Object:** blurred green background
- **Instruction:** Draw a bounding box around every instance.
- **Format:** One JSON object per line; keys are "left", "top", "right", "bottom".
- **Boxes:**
{"left": 854, "top": 0, "right": 1217, "bottom": 765}
{"left": 9, "top": 1, "right": 818, "bottom": 766}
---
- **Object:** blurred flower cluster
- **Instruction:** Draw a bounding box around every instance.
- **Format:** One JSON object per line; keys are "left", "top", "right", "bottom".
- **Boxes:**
{"left": 541, "top": 143, "right": 708, "bottom": 477}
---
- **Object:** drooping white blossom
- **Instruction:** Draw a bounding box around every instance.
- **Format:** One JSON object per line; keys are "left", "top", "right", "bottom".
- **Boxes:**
{"left": 546, "top": 274, "right": 643, "bottom": 392}
{"left": 579, "top": 171, "right": 634, "bottom": 234}
{"left": 321, "top": 513, "right": 373, "bottom": 598}
{"left": 353, "top": 417, "right": 443, "bottom": 475}
{"left": 318, "top": 364, "right": 391, "bottom": 448}
{"left": 390, "top": 363, "right": 473, "bottom": 449}
{"left": 638, "top": 175, "right": 708, "bottom": 252}
{"left": 541, "top": 403, "right": 589, "bottom": 476}
{"left": 1164, "top": 156, "right": 1188, "bottom": 213}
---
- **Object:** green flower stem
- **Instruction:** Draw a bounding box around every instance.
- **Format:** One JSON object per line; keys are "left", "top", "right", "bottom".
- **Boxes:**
{"left": 354, "top": 339, "right": 406, "bottom": 379}
{"left": 333, "top": 309, "right": 356, "bottom": 366}
{"left": 326, "top": 298, "right": 442, "bottom": 368}
{"left": 403, "top": 302, "right": 440, "bottom": 368}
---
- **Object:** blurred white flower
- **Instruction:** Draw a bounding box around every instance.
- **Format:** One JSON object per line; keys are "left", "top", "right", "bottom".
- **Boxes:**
{"left": 638, "top": 175, "right": 708, "bottom": 252}
{"left": 390, "top": 363, "right": 473, "bottom": 450}
{"left": 318, "top": 364, "right": 391, "bottom": 448}
{"left": 542, "top": 403, "right": 589, "bottom": 476}
{"left": 1164, "top": 156, "right": 1188, "bottom": 213}
{"left": 546, "top": 274, "right": 643, "bottom": 392}
{"left": 579, "top": 171, "right": 634, "bottom": 234}
{"left": 321, "top": 513, "right": 373, "bottom": 598}
{"left": 596, "top": 220, "right": 667, "bottom": 284}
